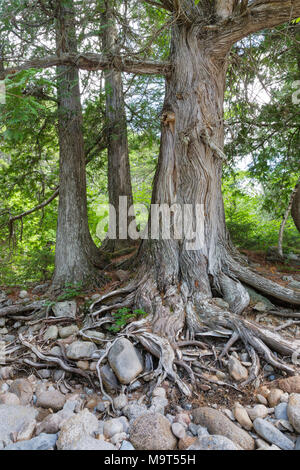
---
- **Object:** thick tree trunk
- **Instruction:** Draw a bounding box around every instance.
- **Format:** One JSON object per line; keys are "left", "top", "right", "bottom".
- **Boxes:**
{"left": 52, "top": 0, "right": 102, "bottom": 289}
{"left": 133, "top": 21, "right": 300, "bottom": 344}
{"left": 101, "top": 3, "right": 136, "bottom": 252}
{"left": 135, "top": 23, "right": 249, "bottom": 330}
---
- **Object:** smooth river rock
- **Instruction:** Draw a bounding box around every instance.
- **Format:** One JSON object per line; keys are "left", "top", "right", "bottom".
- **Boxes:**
{"left": 108, "top": 338, "right": 143, "bottom": 384}
{"left": 192, "top": 407, "right": 255, "bottom": 450}
{"left": 253, "top": 418, "right": 294, "bottom": 450}
{"left": 188, "top": 435, "right": 240, "bottom": 450}
{"left": 287, "top": 393, "right": 300, "bottom": 433}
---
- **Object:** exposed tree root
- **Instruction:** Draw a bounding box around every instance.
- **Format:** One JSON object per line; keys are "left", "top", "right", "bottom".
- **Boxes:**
{"left": 3, "top": 253, "right": 299, "bottom": 400}
{"left": 18, "top": 334, "right": 94, "bottom": 385}
{"left": 90, "top": 262, "right": 300, "bottom": 395}
{"left": 229, "top": 257, "right": 300, "bottom": 306}
{"left": 269, "top": 309, "right": 300, "bottom": 319}
{"left": 0, "top": 301, "right": 45, "bottom": 318}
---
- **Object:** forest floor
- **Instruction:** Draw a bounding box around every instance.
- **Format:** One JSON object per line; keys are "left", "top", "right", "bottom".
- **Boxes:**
{"left": 0, "top": 249, "right": 300, "bottom": 450}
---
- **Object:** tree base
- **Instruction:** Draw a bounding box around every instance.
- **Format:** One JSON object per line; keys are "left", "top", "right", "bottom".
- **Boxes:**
{"left": 88, "top": 256, "right": 300, "bottom": 397}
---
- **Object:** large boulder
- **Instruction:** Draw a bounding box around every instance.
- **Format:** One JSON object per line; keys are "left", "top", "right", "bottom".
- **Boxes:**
{"left": 129, "top": 413, "right": 177, "bottom": 450}
{"left": 56, "top": 409, "right": 99, "bottom": 450}
{"left": 108, "top": 338, "right": 143, "bottom": 384}
{"left": 192, "top": 407, "right": 255, "bottom": 450}
{"left": 0, "top": 405, "right": 38, "bottom": 445}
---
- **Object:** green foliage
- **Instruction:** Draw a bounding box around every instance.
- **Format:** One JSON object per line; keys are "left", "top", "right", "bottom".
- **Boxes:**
{"left": 223, "top": 172, "right": 299, "bottom": 252}
{"left": 108, "top": 307, "right": 148, "bottom": 333}
{"left": 57, "top": 282, "right": 84, "bottom": 301}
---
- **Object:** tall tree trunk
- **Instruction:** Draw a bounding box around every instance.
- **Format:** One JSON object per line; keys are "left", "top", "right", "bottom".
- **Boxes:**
{"left": 100, "top": 1, "right": 136, "bottom": 252}
{"left": 52, "top": 0, "right": 102, "bottom": 289}
{"left": 133, "top": 19, "right": 300, "bottom": 342}
{"left": 291, "top": 180, "right": 300, "bottom": 234}
{"left": 278, "top": 179, "right": 300, "bottom": 256}
{"left": 135, "top": 23, "right": 248, "bottom": 322}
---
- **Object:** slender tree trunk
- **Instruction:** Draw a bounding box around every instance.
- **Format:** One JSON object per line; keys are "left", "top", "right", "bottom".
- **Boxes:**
{"left": 278, "top": 179, "right": 300, "bottom": 256}
{"left": 100, "top": 1, "right": 136, "bottom": 252}
{"left": 52, "top": 0, "right": 102, "bottom": 289}
{"left": 291, "top": 39, "right": 300, "bottom": 235}
{"left": 291, "top": 179, "right": 300, "bottom": 234}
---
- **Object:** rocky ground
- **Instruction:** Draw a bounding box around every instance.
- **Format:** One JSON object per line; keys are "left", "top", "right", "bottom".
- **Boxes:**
{"left": 0, "top": 253, "right": 300, "bottom": 451}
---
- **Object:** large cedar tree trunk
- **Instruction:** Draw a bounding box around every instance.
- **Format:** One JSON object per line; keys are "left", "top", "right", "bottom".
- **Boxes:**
{"left": 133, "top": 15, "right": 300, "bottom": 343}
{"left": 52, "top": 0, "right": 102, "bottom": 289}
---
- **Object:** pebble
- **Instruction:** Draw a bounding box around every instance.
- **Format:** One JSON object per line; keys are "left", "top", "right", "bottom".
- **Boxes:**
{"left": 4, "top": 433, "right": 58, "bottom": 450}
{"left": 247, "top": 405, "right": 269, "bottom": 421}
{"left": 103, "top": 418, "right": 124, "bottom": 438}
{"left": 287, "top": 393, "right": 300, "bottom": 433}
{"left": 253, "top": 418, "right": 294, "bottom": 450}
{"left": 44, "top": 326, "right": 58, "bottom": 341}
{"left": 232, "top": 402, "right": 252, "bottom": 430}
{"left": 66, "top": 341, "right": 97, "bottom": 360}
{"left": 0, "top": 392, "right": 20, "bottom": 406}
{"left": 19, "top": 290, "right": 28, "bottom": 299}
{"left": 36, "top": 389, "right": 66, "bottom": 411}
{"left": 152, "top": 387, "right": 167, "bottom": 399}
{"left": 120, "top": 440, "right": 135, "bottom": 450}
{"left": 110, "top": 432, "right": 127, "bottom": 445}
{"left": 274, "top": 402, "right": 288, "bottom": 421}
{"left": 267, "top": 388, "right": 283, "bottom": 407}
{"left": 58, "top": 325, "right": 79, "bottom": 338}
{"left": 171, "top": 422, "right": 186, "bottom": 439}
{"left": 188, "top": 435, "right": 240, "bottom": 450}
{"left": 113, "top": 394, "right": 128, "bottom": 410}
{"left": 228, "top": 356, "right": 248, "bottom": 381}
